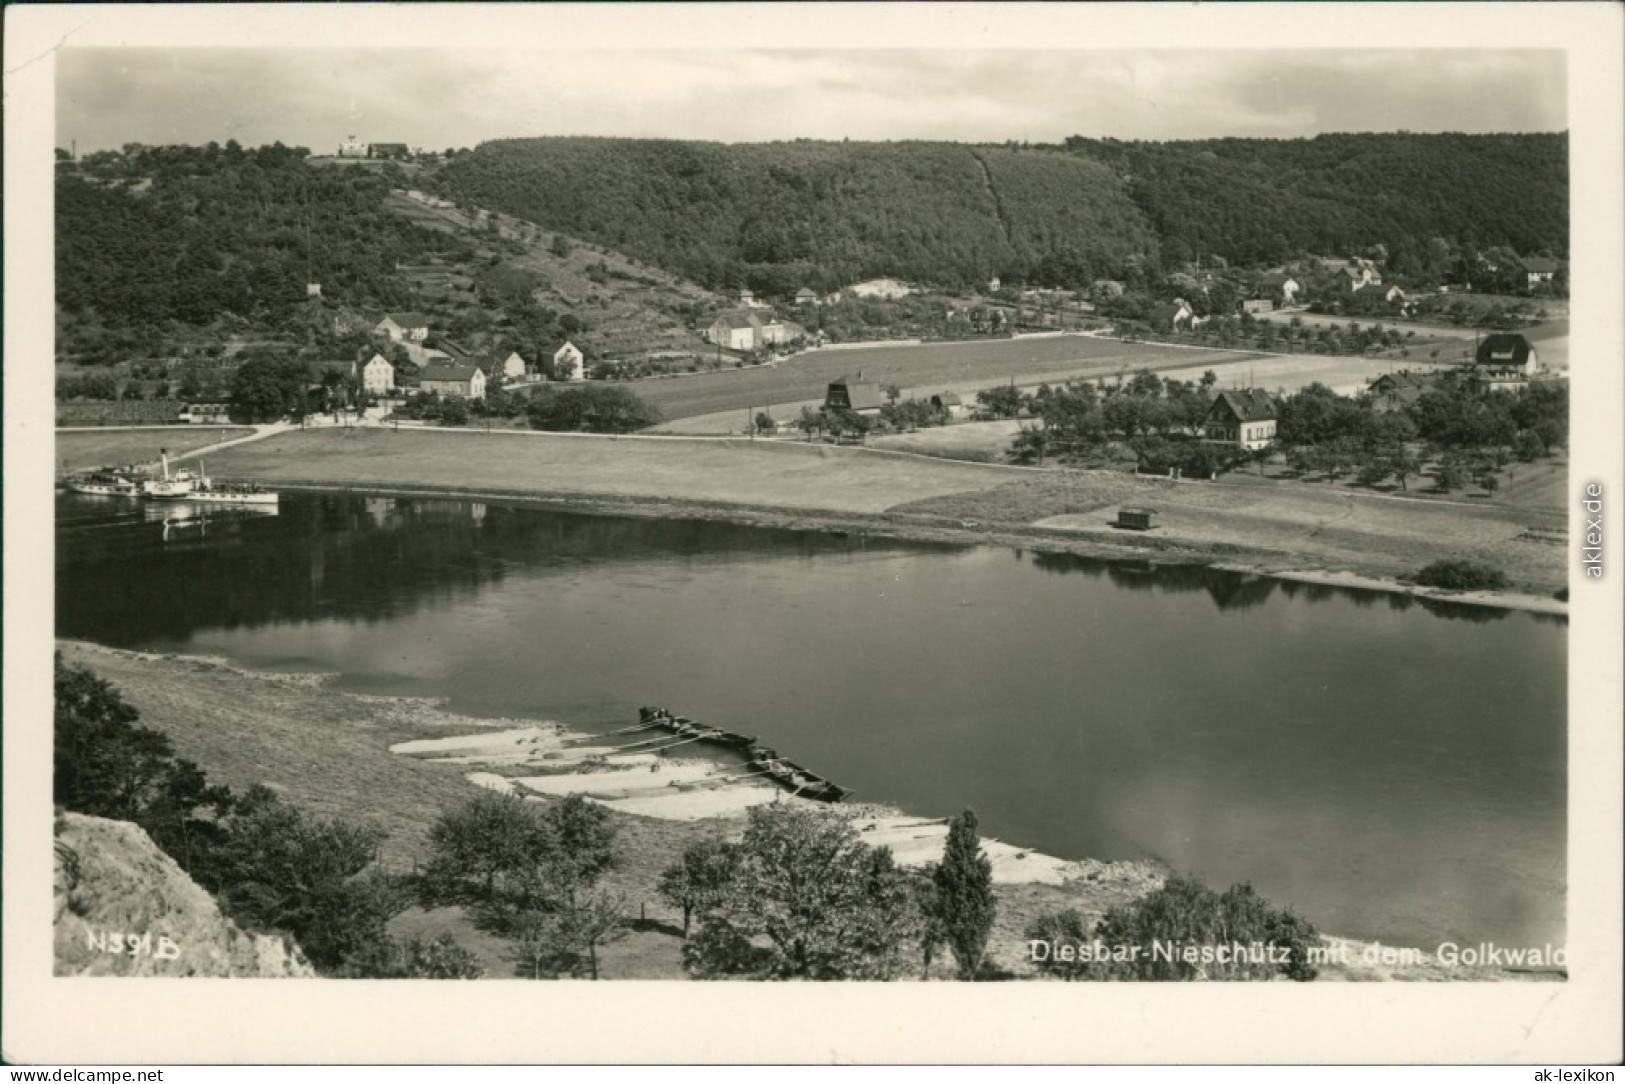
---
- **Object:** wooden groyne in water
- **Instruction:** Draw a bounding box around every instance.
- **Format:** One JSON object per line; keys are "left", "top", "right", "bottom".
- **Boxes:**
{"left": 623, "top": 707, "right": 852, "bottom": 802}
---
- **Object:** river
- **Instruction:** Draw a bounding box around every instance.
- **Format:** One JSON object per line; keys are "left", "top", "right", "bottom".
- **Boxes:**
{"left": 55, "top": 491, "right": 1566, "bottom": 952}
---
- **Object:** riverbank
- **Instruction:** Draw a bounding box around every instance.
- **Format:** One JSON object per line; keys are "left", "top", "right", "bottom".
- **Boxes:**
{"left": 150, "top": 427, "right": 1569, "bottom": 613}
{"left": 52, "top": 641, "right": 1560, "bottom": 981}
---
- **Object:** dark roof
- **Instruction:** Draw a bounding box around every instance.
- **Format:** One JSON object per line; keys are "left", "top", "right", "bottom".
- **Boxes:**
{"left": 418, "top": 362, "right": 485, "bottom": 383}
{"left": 381, "top": 312, "right": 431, "bottom": 328}
{"left": 1476, "top": 334, "right": 1534, "bottom": 369}
{"left": 1370, "top": 371, "right": 1433, "bottom": 391}
{"left": 827, "top": 376, "right": 884, "bottom": 412}
{"left": 1522, "top": 256, "right": 1560, "bottom": 273}
{"left": 1259, "top": 272, "right": 1295, "bottom": 286}
{"left": 434, "top": 338, "right": 476, "bottom": 359}
{"left": 933, "top": 392, "right": 963, "bottom": 407}
{"left": 1205, "top": 388, "right": 1276, "bottom": 424}
{"left": 712, "top": 311, "right": 761, "bottom": 331}
{"left": 795, "top": 287, "right": 818, "bottom": 299}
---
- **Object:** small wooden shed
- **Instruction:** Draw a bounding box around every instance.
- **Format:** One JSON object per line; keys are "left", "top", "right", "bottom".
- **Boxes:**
{"left": 1114, "top": 507, "right": 1157, "bottom": 531}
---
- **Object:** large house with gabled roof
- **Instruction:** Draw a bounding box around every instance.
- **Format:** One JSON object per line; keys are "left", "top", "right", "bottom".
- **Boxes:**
{"left": 375, "top": 312, "right": 431, "bottom": 343}
{"left": 1202, "top": 389, "right": 1277, "bottom": 450}
{"left": 824, "top": 375, "right": 885, "bottom": 415}
{"left": 418, "top": 362, "right": 486, "bottom": 400}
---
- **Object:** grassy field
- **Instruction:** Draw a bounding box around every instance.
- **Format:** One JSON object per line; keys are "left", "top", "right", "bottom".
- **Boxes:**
{"left": 203, "top": 428, "right": 1024, "bottom": 514}
{"left": 868, "top": 420, "right": 1025, "bottom": 464}
{"left": 633, "top": 336, "right": 1266, "bottom": 421}
{"left": 55, "top": 427, "right": 253, "bottom": 474}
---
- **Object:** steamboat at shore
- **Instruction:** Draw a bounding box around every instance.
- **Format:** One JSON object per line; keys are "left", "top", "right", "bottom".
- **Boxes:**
{"left": 63, "top": 452, "right": 278, "bottom": 506}
{"left": 636, "top": 707, "right": 851, "bottom": 802}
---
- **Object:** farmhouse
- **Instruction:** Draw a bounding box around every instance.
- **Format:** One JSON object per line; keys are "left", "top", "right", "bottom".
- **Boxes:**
{"left": 493, "top": 351, "right": 528, "bottom": 381}
{"left": 338, "top": 135, "right": 367, "bottom": 158}
{"left": 553, "top": 341, "right": 585, "bottom": 381}
{"left": 757, "top": 316, "right": 806, "bottom": 347}
{"left": 1472, "top": 333, "right": 1539, "bottom": 391}
{"left": 1367, "top": 370, "right": 1434, "bottom": 414}
{"left": 375, "top": 312, "right": 431, "bottom": 342}
{"left": 1259, "top": 273, "right": 1300, "bottom": 305}
{"left": 418, "top": 362, "right": 487, "bottom": 400}
{"left": 1154, "top": 298, "right": 1195, "bottom": 329}
{"left": 930, "top": 392, "right": 967, "bottom": 419}
{"left": 848, "top": 278, "right": 912, "bottom": 300}
{"left": 1522, "top": 256, "right": 1560, "bottom": 287}
{"left": 825, "top": 375, "right": 885, "bottom": 416}
{"left": 1202, "top": 389, "right": 1277, "bottom": 450}
{"left": 795, "top": 287, "right": 820, "bottom": 307}
{"left": 362, "top": 353, "right": 395, "bottom": 395}
{"left": 706, "top": 311, "right": 761, "bottom": 351}
{"left": 1240, "top": 298, "right": 1274, "bottom": 314}
{"left": 368, "top": 143, "right": 410, "bottom": 160}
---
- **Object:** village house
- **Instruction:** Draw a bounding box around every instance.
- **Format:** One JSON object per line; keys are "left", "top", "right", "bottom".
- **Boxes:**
{"left": 795, "top": 287, "right": 820, "bottom": 307}
{"left": 1339, "top": 259, "right": 1383, "bottom": 292}
{"left": 757, "top": 315, "right": 806, "bottom": 347}
{"left": 338, "top": 135, "right": 367, "bottom": 158}
{"left": 1259, "top": 273, "right": 1300, "bottom": 305}
{"left": 847, "top": 278, "right": 912, "bottom": 300}
{"left": 1471, "top": 333, "right": 1539, "bottom": 392}
{"left": 182, "top": 402, "right": 232, "bottom": 424}
{"left": 368, "top": 143, "right": 410, "bottom": 160}
{"left": 1240, "top": 298, "right": 1275, "bottom": 314}
{"left": 493, "top": 350, "right": 528, "bottom": 382}
{"left": 375, "top": 312, "right": 431, "bottom": 343}
{"left": 1155, "top": 298, "right": 1195, "bottom": 330}
{"left": 553, "top": 341, "right": 585, "bottom": 381}
{"left": 824, "top": 374, "right": 885, "bottom": 416}
{"left": 362, "top": 353, "right": 395, "bottom": 395}
{"left": 1366, "top": 370, "right": 1434, "bottom": 414}
{"left": 930, "top": 392, "right": 968, "bottom": 419}
{"left": 418, "top": 362, "right": 487, "bottom": 400}
{"left": 1522, "top": 256, "right": 1560, "bottom": 287}
{"left": 1202, "top": 388, "right": 1277, "bottom": 450}
{"left": 706, "top": 311, "right": 759, "bottom": 351}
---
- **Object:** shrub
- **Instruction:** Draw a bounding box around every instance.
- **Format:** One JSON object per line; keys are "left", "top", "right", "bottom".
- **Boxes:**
{"left": 1414, "top": 559, "right": 1509, "bottom": 591}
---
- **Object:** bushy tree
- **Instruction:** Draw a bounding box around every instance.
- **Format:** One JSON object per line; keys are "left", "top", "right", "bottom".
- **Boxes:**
{"left": 657, "top": 837, "right": 741, "bottom": 937}
{"left": 229, "top": 354, "right": 311, "bottom": 422}
{"left": 526, "top": 384, "right": 661, "bottom": 433}
{"left": 1024, "top": 907, "right": 1094, "bottom": 981}
{"left": 1082, "top": 875, "right": 1319, "bottom": 981}
{"left": 683, "top": 804, "right": 920, "bottom": 980}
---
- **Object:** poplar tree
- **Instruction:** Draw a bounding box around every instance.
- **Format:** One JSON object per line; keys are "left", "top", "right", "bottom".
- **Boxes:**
{"left": 933, "top": 809, "right": 996, "bottom": 980}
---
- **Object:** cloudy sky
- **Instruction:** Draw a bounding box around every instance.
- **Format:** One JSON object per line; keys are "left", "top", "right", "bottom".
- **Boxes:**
{"left": 57, "top": 47, "right": 1565, "bottom": 155}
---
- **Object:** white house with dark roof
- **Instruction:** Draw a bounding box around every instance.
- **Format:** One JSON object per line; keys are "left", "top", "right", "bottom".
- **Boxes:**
{"left": 362, "top": 353, "right": 395, "bottom": 395}
{"left": 553, "top": 341, "right": 585, "bottom": 381}
{"left": 1202, "top": 389, "right": 1277, "bottom": 450}
{"left": 706, "top": 311, "right": 762, "bottom": 351}
{"left": 1472, "top": 334, "right": 1539, "bottom": 391}
{"left": 375, "top": 312, "right": 431, "bottom": 342}
{"left": 418, "top": 362, "right": 487, "bottom": 400}
{"left": 494, "top": 350, "right": 527, "bottom": 382}
{"left": 1522, "top": 256, "right": 1560, "bottom": 287}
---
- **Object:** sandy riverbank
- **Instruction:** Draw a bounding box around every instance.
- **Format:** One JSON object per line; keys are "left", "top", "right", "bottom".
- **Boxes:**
{"left": 49, "top": 641, "right": 1561, "bottom": 981}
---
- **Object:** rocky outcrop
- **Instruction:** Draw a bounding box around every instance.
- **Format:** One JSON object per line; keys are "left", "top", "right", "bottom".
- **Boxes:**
{"left": 53, "top": 812, "right": 314, "bottom": 978}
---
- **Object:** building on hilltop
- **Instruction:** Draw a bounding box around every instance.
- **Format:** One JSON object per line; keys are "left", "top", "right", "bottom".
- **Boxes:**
{"left": 368, "top": 143, "right": 410, "bottom": 160}
{"left": 1202, "top": 388, "right": 1277, "bottom": 450}
{"left": 338, "top": 135, "right": 367, "bottom": 158}
{"left": 824, "top": 374, "right": 885, "bottom": 416}
{"left": 418, "top": 362, "right": 487, "bottom": 400}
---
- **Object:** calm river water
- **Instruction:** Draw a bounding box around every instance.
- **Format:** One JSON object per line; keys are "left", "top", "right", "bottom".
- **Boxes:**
{"left": 56, "top": 492, "right": 1566, "bottom": 952}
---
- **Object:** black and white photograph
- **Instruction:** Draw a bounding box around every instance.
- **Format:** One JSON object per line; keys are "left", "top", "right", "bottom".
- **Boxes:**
{"left": 5, "top": 2, "right": 1621, "bottom": 1067}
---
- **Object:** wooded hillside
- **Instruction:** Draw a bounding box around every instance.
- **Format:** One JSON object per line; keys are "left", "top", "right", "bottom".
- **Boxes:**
{"left": 432, "top": 133, "right": 1567, "bottom": 293}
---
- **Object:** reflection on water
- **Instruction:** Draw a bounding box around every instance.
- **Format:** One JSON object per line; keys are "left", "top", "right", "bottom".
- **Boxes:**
{"left": 55, "top": 492, "right": 1566, "bottom": 951}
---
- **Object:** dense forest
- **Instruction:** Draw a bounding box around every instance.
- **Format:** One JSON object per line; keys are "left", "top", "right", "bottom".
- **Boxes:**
{"left": 432, "top": 138, "right": 1157, "bottom": 294}
{"left": 1059, "top": 132, "right": 1568, "bottom": 269}
{"left": 55, "top": 142, "right": 467, "bottom": 359}
{"left": 432, "top": 133, "right": 1566, "bottom": 293}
